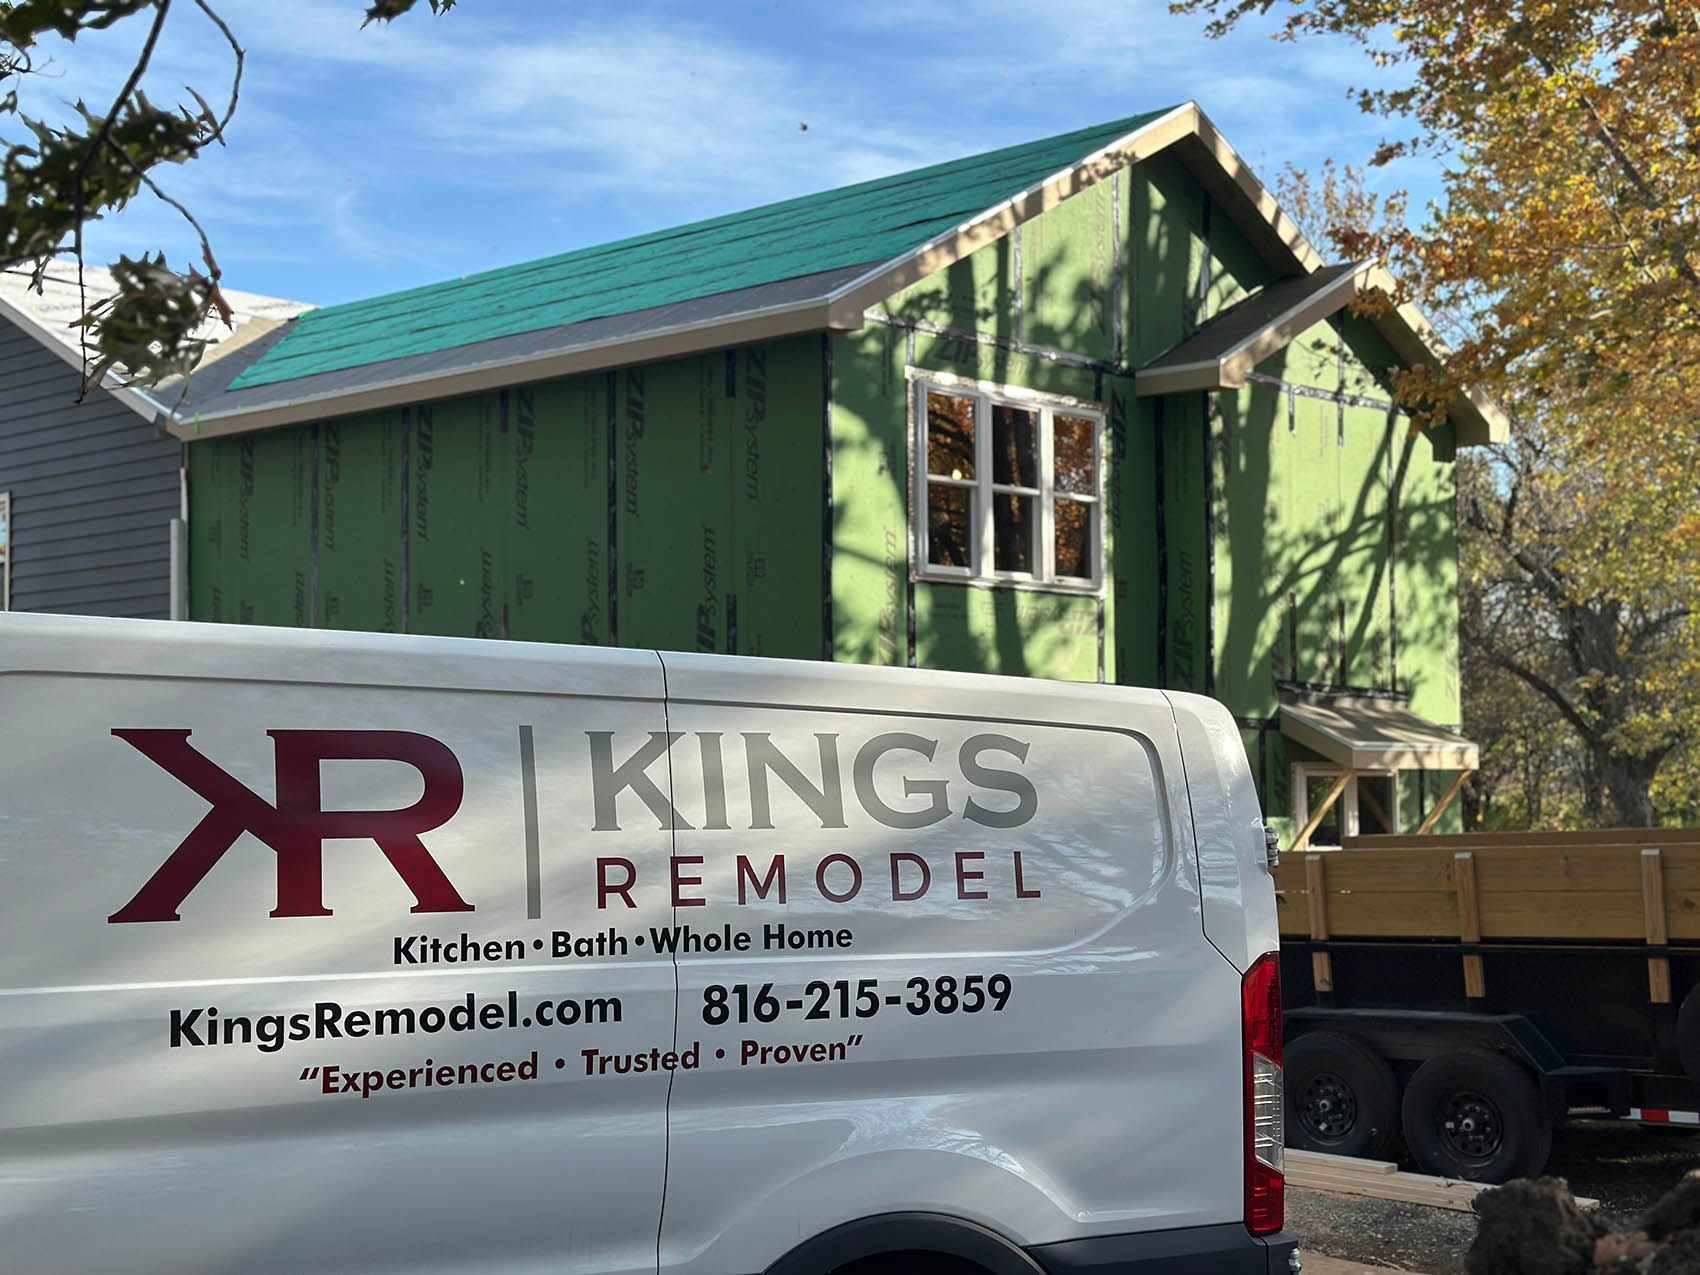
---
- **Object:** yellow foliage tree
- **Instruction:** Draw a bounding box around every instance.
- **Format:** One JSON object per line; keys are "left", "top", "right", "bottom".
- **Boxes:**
{"left": 1174, "top": 0, "right": 1700, "bottom": 459}
{"left": 1260, "top": 65, "right": 1700, "bottom": 826}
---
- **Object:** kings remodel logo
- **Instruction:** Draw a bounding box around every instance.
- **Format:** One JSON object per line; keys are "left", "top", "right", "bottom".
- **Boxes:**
{"left": 107, "top": 727, "right": 1043, "bottom": 924}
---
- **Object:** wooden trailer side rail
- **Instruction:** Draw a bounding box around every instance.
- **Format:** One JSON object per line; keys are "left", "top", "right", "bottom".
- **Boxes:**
{"left": 1275, "top": 832, "right": 1700, "bottom": 1004}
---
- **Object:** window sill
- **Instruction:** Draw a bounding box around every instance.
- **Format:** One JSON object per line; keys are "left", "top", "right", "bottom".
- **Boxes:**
{"left": 911, "top": 570, "right": 1104, "bottom": 599}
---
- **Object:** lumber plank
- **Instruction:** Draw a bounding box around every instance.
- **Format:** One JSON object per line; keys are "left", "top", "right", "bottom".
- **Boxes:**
{"left": 1417, "top": 770, "right": 1470, "bottom": 835}
{"left": 1345, "top": 828, "right": 1700, "bottom": 850}
{"left": 1284, "top": 1150, "right": 1601, "bottom": 1213}
{"left": 1305, "top": 853, "right": 1334, "bottom": 992}
{"left": 1296, "top": 771, "right": 1354, "bottom": 854}
{"left": 1456, "top": 851, "right": 1486, "bottom": 997}
{"left": 1272, "top": 840, "right": 1700, "bottom": 942}
{"left": 1287, "top": 1150, "right": 1398, "bottom": 1176}
{"left": 1644, "top": 847, "right": 1672, "bottom": 1004}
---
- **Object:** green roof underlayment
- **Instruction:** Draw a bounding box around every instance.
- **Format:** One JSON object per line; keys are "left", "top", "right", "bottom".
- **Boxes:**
{"left": 231, "top": 108, "right": 1175, "bottom": 390}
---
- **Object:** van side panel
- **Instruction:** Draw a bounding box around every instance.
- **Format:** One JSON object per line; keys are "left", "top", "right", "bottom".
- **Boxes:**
{"left": 0, "top": 617, "right": 673, "bottom": 1275}
{"left": 653, "top": 655, "right": 1243, "bottom": 1275}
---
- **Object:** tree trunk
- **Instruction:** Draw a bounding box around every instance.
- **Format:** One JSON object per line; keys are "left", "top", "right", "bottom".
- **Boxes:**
{"left": 1580, "top": 754, "right": 1607, "bottom": 825}
{"left": 1598, "top": 747, "right": 1663, "bottom": 828}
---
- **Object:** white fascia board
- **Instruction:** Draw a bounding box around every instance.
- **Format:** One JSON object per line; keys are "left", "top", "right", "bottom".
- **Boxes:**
{"left": 165, "top": 295, "right": 847, "bottom": 441}
{"left": 1176, "top": 108, "right": 1323, "bottom": 276}
{"left": 823, "top": 104, "right": 1200, "bottom": 324}
{"left": 1369, "top": 280, "right": 1510, "bottom": 445}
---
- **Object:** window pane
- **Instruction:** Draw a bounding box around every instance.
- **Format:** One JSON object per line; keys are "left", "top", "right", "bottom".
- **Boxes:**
{"left": 927, "top": 485, "right": 972, "bottom": 568}
{"left": 926, "top": 392, "right": 975, "bottom": 480}
{"left": 1054, "top": 415, "right": 1097, "bottom": 494}
{"left": 991, "top": 404, "right": 1038, "bottom": 487}
{"left": 1055, "top": 497, "right": 1095, "bottom": 579}
{"left": 993, "top": 491, "right": 1035, "bottom": 573}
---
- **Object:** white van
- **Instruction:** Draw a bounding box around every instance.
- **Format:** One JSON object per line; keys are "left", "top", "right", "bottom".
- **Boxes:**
{"left": 0, "top": 614, "right": 1293, "bottom": 1275}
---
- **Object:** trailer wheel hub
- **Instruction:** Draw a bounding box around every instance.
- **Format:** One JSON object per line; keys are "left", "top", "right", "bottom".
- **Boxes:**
{"left": 1440, "top": 1090, "right": 1504, "bottom": 1161}
{"left": 1299, "top": 1071, "right": 1359, "bottom": 1140}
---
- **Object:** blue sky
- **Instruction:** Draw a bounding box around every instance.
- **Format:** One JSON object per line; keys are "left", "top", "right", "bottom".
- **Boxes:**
{"left": 20, "top": 0, "right": 1428, "bottom": 308}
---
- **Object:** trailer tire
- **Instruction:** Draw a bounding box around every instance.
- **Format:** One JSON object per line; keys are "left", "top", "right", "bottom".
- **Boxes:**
{"left": 1676, "top": 984, "right": 1700, "bottom": 1085}
{"left": 1285, "top": 1031, "right": 1402, "bottom": 1159}
{"left": 1400, "top": 1050, "right": 1551, "bottom": 1183}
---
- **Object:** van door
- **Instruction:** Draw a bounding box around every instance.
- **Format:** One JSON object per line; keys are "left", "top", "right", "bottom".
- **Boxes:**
{"left": 0, "top": 618, "right": 674, "bottom": 1275}
{"left": 651, "top": 654, "right": 1243, "bottom": 1275}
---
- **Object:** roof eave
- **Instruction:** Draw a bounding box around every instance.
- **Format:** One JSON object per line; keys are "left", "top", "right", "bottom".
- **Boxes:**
{"left": 1369, "top": 282, "right": 1509, "bottom": 445}
{"left": 163, "top": 295, "right": 853, "bottom": 441}
{"left": 1134, "top": 262, "right": 1509, "bottom": 447}
{"left": 1135, "top": 261, "right": 1378, "bottom": 397}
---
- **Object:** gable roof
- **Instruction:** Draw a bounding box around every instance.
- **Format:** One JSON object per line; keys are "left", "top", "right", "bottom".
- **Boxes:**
{"left": 232, "top": 108, "right": 1177, "bottom": 391}
{"left": 154, "top": 102, "right": 1504, "bottom": 445}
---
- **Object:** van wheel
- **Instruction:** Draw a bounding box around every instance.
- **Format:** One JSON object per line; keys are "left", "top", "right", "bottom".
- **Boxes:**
{"left": 1285, "top": 1031, "right": 1401, "bottom": 1160}
{"left": 1400, "top": 1050, "right": 1551, "bottom": 1183}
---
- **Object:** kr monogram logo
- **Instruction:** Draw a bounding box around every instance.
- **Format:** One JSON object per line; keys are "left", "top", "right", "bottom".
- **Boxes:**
{"left": 108, "top": 729, "right": 473, "bottom": 923}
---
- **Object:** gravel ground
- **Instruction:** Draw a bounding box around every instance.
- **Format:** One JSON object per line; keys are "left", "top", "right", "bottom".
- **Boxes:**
{"left": 1290, "top": 1121, "right": 1700, "bottom": 1274}
{"left": 1290, "top": 1188, "right": 1477, "bottom": 1274}
{"left": 1546, "top": 1120, "right": 1700, "bottom": 1219}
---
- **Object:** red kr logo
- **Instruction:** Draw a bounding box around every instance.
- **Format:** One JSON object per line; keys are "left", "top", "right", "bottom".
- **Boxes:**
{"left": 108, "top": 730, "right": 474, "bottom": 923}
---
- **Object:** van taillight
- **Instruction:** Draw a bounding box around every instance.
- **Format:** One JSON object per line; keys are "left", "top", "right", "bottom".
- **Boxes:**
{"left": 1242, "top": 951, "right": 1284, "bottom": 1235}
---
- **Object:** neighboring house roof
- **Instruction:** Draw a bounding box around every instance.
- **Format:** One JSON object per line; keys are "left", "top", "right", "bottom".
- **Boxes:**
{"left": 140, "top": 102, "right": 1506, "bottom": 445}
{"left": 0, "top": 262, "right": 311, "bottom": 419}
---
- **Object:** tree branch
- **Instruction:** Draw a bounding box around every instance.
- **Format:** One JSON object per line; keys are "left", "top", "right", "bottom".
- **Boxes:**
{"left": 1533, "top": 50, "right": 1700, "bottom": 297}
{"left": 191, "top": 0, "right": 241, "bottom": 142}
{"left": 71, "top": 0, "right": 173, "bottom": 378}
{"left": 1479, "top": 644, "right": 1599, "bottom": 743}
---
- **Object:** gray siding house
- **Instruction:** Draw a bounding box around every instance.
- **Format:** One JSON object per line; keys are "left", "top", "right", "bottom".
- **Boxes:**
{"left": 0, "top": 265, "right": 306, "bottom": 616}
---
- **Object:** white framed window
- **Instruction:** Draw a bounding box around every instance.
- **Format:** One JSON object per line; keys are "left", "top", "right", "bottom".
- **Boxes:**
{"left": 910, "top": 372, "right": 1104, "bottom": 592}
{"left": 0, "top": 490, "right": 10, "bottom": 612}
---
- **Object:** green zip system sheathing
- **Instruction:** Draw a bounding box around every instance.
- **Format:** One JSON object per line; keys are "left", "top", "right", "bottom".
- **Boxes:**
{"left": 317, "top": 410, "right": 405, "bottom": 633}
{"left": 190, "top": 427, "right": 311, "bottom": 626}
{"left": 831, "top": 153, "right": 1271, "bottom": 688}
{"left": 229, "top": 109, "right": 1174, "bottom": 390}
{"left": 1211, "top": 314, "right": 1463, "bottom": 833}
{"left": 190, "top": 337, "right": 825, "bottom": 658}
{"left": 614, "top": 340, "right": 824, "bottom": 655}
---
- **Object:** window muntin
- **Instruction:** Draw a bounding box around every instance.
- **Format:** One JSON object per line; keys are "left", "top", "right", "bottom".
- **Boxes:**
{"left": 916, "top": 381, "right": 1103, "bottom": 590}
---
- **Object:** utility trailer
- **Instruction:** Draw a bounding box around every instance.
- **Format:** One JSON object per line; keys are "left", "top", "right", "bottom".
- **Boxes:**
{"left": 1274, "top": 828, "right": 1700, "bottom": 1182}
